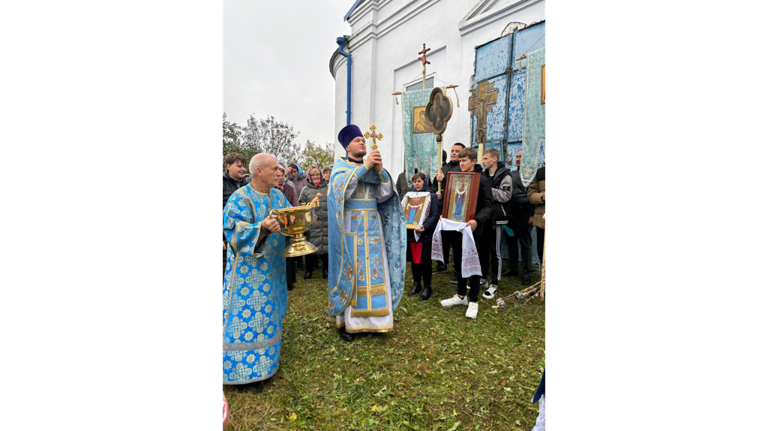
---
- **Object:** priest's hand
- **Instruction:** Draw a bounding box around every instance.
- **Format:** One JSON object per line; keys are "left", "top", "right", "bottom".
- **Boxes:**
{"left": 467, "top": 220, "right": 477, "bottom": 231}
{"left": 262, "top": 214, "right": 281, "bottom": 233}
{"left": 416, "top": 226, "right": 425, "bottom": 233}
{"left": 366, "top": 150, "right": 382, "bottom": 171}
{"left": 436, "top": 171, "right": 445, "bottom": 182}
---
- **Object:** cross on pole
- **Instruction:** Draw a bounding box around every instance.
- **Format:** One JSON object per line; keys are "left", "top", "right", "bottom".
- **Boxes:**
{"left": 468, "top": 80, "right": 498, "bottom": 146}
{"left": 418, "top": 43, "right": 431, "bottom": 89}
{"left": 364, "top": 124, "right": 383, "bottom": 150}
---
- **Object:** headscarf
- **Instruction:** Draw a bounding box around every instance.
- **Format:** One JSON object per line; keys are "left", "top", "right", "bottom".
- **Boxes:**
{"left": 307, "top": 166, "right": 323, "bottom": 187}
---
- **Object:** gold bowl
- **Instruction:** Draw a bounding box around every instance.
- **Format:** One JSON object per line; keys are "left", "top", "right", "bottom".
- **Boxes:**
{"left": 270, "top": 193, "right": 322, "bottom": 257}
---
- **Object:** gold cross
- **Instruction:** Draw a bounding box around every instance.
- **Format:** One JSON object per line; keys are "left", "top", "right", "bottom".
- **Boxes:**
{"left": 364, "top": 124, "right": 383, "bottom": 150}
{"left": 468, "top": 81, "right": 498, "bottom": 145}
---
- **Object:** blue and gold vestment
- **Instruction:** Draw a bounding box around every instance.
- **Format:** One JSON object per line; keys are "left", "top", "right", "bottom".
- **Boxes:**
{"left": 327, "top": 157, "right": 406, "bottom": 332}
{"left": 222, "top": 185, "right": 290, "bottom": 384}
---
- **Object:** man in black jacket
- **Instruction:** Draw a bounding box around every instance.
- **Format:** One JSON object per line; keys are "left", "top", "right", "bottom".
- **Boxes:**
{"left": 502, "top": 150, "right": 535, "bottom": 285}
{"left": 479, "top": 148, "right": 513, "bottom": 299}
{"left": 432, "top": 143, "right": 465, "bottom": 278}
{"left": 440, "top": 147, "right": 493, "bottom": 319}
{"left": 223, "top": 153, "right": 248, "bottom": 273}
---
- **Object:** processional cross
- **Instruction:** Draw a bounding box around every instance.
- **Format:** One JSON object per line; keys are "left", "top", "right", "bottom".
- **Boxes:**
{"left": 468, "top": 80, "right": 498, "bottom": 147}
{"left": 418, "top": 43, "right": 431, "bottom": 89}
{"left": 364, "top": 124, "right": 383, "bottom": 150}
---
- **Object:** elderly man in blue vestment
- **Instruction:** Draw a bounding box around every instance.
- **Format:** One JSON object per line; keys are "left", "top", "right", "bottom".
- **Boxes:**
{"left": 222, "top": 153, "right": 291, "bottom": 390}
{"left": 327, "top": 124, "right": 407, "bottom": 342}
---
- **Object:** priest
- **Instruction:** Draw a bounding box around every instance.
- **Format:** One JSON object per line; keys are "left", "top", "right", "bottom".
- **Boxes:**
{"left": 326, "top": 124, "right": 406, "bottom": 342}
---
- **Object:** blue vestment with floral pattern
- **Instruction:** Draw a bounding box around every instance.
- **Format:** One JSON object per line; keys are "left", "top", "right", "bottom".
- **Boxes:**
{"left": 222, "top": 185, "right": 290, "bottom": 384}
{"left": 326, "top": 157, "right": 406, "bottom": 324}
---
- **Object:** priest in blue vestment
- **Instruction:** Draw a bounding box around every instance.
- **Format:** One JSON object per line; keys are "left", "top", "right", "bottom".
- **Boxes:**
{"left": 223, "top": 153, "right": 291, "bottom": 388}
{"left": 327, "top": 125, "right": 407, "bottom": 342}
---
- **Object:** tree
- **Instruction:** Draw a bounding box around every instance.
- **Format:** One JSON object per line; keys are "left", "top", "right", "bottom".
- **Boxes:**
{"left": 242, "top": 114, "right": 300, "bottom": 163}
{"left": 222, "top": 113, "right": 243, "bottom": 160}
{"left": 297, "top": 140, "right": 335, "bottom": 170}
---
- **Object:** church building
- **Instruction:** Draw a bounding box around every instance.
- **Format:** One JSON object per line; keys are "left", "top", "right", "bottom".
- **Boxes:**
{"left": 329, "top": 0, "right": 545, "bottom": 180}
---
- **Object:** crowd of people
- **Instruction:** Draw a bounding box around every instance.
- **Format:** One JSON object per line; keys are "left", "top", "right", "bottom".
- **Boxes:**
{"left": 221, "top": 124, "right": 545, "bottom": 383}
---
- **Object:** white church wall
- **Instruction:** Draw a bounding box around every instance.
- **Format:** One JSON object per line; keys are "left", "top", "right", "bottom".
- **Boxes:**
{"left": 331, "top": 0, "right": 544, "bottom": 174}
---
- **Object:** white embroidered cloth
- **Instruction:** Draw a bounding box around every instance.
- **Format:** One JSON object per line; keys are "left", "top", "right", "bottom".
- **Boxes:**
{"left": 431, "top": 218, "right": 482, "bottom": 278}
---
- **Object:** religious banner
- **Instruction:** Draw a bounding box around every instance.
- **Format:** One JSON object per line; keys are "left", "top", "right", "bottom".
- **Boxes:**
{"left": 402, "top": 89, "right": 439, "bottom": 182}
{"left": 521, "top": 47, "right": 545, "bottom": 187}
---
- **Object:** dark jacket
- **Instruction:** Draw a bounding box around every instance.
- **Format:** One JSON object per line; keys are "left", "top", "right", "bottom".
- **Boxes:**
{"left": 483, "top": 162, "right": 513, "bottom": 225}
{"left": 277, "top": 181, "right": 297, "bottom": 207}
{"left": 510, "top": 168, "right": 534, "bottom": 218}
{"left": 431, "top": 160, "right": 461, "bottom": 195}
{"left": 405, "top": 182, "right": 440, "bottom": 244}
{"left": 298, "top": 180, "right": 329, "bottom": 255}
{"left": 219, "top": 171, "right": 248, "bottom": 242}
{"left": 396, "top": 172, "right": 409, "bottom": 199}
{"left": 471, "top": 164, "right": 494, "bottom": 237}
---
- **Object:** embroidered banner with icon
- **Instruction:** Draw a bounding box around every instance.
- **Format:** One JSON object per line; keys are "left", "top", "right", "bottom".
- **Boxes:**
{"left": 521, "top": 48, "right": 545, "bottom": 187}
{"left": 402, "top": 89, "right": 439, "bottom": 181}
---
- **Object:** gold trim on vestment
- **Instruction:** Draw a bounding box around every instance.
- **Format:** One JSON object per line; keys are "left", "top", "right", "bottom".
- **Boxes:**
{"left": 356, "top": 284, "right": 387, "bottom": 297}
{"left": 350, "top": 307, "right": 391, "bottom": 317}
{"left": 348, "top": 232, "right": 358, "bottom": 307}
{"left": 345, "top": 323, "right": 394, "bottom": 333}
{"left": 364, "top": 216, "right": 371, "bottom": 310}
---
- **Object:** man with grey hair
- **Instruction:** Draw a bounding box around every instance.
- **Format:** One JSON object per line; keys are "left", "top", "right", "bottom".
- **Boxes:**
{"left": 223, "top": 153, "right": 293, "bottom": 391}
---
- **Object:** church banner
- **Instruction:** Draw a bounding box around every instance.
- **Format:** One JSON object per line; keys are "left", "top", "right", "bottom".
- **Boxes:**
{"left": 402, "top": 89, "right": 439, "bottom": 182}
{"left": 521, "top": 48, "right": 545, "bottom": 187}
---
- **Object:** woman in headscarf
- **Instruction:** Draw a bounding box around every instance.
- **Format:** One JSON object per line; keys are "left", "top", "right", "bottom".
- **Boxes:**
{"left": 298, "top": 166, "right": 329, "bottom": 279}
{"left": 403, "top": 172, "right": 440, "bottom": 300}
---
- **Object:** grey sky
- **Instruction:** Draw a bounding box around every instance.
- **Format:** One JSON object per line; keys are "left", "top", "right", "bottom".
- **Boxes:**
{"left": 224, "top": 0, "right": 351, "bottom": 148}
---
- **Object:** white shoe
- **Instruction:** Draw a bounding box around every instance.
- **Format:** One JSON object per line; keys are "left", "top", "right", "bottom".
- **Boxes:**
{"left": 465, "top": 302, "right": 479, "bottom": 319}
{"left": 479, "top": 278, "right": 487, "bottom": 287}
{"left": 482, "top": 284, "right": 498, "bottom": 299}
{"left": 441, "top": 295, "right": 468, "bottom": 307}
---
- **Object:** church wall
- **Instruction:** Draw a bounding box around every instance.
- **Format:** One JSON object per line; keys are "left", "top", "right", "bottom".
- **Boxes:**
{"left": 332, "top": 0, "right": 544, "bottom": 174}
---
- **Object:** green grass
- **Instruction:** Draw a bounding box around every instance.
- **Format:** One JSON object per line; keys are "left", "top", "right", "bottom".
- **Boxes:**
{"left": 224, "top": 261, "right": 545, "bottom": 430}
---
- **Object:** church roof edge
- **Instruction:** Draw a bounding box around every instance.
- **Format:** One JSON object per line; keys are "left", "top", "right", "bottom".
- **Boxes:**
{"left": 344, "top": 0, "right": 364, "bottom": 22}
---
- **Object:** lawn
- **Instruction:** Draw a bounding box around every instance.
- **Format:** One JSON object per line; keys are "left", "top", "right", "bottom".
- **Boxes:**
{"left": 224, "top": 261, "right": 545, "bottom": 430}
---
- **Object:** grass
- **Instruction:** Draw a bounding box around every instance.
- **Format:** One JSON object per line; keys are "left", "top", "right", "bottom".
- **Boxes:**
{"left": 224, "top": 260, "right": 545, "bottom": 430}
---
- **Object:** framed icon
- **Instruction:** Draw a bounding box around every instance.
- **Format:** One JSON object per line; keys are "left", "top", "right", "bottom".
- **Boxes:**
{"left": 442, "top": 172, "right": 480, "bottom": 222}
{"left": 412, "top": 106, "right": 431, "bottom": 134}
{"left": 401, "top": 192, "right": 430, "bottom": 230}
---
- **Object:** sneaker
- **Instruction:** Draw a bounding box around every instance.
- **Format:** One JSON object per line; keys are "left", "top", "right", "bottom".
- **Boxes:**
{"left": 482, "top": 284, "right": 498, "bottom": 299}
{"left": 441, "top": 294, "right": 468, "bottom": 307}
{"left": 449, "top": 275, "right": 458, "bottom": 284}
{"left": 479, "top": 278, "right": 487, "bottom": 287}
{"left": 465, "top": 302, "right": 479, "bottom": 319}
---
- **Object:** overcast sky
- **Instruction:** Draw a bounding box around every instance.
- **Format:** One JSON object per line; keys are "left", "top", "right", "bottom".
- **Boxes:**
{"left": 224, "top": 0, "right": 352, "bottom": 147}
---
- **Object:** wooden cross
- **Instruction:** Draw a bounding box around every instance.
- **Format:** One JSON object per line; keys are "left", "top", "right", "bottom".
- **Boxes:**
{"left": 364, "top": 124, "right": 383, "bottom": 150}
{"left": 418, "top": 43, "right": 431, "bottom": 89}
{"left": 418, "top": 43, "right": 431, "bottom": 66}
{"left": 468, "top": 80, "right": 498, "bottom": 145}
